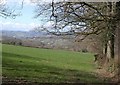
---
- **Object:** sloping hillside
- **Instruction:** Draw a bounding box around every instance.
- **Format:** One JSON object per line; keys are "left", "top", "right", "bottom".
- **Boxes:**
{"left": 2, "top": 44, "right": 106, "bottom": 84}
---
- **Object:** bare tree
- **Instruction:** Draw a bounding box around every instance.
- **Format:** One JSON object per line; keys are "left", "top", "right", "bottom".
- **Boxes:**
{"left": 35, "top": 1, "right": 119, "bottom": 77}
{"left": 0, "top": 0, "right": 24, "bottom": 18}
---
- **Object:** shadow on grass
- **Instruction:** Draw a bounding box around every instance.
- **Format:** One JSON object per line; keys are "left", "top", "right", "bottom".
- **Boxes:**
{"left": 2, "top": 52, "right": 109, "bottom": 84}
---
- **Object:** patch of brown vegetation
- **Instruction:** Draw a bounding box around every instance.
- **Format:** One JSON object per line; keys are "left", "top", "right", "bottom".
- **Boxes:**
{"left": 95, "top": 68, "right": 119, "bottom": 83}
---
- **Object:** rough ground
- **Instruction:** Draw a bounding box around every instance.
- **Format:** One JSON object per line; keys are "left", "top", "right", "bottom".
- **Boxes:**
{"left": 96, "top": 68, "right": 119, "bottom": 84}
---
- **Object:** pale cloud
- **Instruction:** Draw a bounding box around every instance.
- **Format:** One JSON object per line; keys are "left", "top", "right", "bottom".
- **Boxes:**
{"left": 22, "top": 0, "right": 37, "bottom": 6}
{"left": 0, "top": 0, "right": 7, "bottom": 5}
{"left": 6, "top": 0, "right": 36, "bottom": 6}
{"left": 0, "top": 21, "right": 72, "bottom": 32}
{"left": 1, "top": 21, "right": 56, "bottom": 31}
{"left": 1, "top": 21, "right": 41, "bottom": 31}
{"left": 44, "top": 21, "right": 55, "bottom": 28}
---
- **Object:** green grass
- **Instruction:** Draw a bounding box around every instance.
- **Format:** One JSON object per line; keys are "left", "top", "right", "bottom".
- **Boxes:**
{"left": 2, "top": 44, "right": 105, "bottom": 83}
{"left": 0, "top": 43, "right": 2, "bottom": 78}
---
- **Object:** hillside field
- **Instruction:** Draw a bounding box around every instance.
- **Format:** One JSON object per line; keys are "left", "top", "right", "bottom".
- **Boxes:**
{"left": 1, "top": 44, "right": 106, "bottom": 84}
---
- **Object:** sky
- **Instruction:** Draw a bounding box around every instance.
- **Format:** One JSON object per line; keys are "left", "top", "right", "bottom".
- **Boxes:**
{"left": 1, "top": 0, "right": 118, "bottom": 31}
{"left": 0, "top": 0, "right": 53, "bottom": 31}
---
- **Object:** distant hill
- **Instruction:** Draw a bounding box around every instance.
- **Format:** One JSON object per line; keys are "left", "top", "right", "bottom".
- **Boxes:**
{"left": 1, "top": 30, "right": 47, "bottom": 39}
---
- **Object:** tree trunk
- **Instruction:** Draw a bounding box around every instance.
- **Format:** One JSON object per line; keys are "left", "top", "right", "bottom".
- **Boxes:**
{"left": 104, "top": 1, "right": 120, "bottom": 76}
{"left": 103, "top": 2, "right": 115, "bottom": 72}
{"left": 115, "top": 1, "right": 120, "bottom": 81}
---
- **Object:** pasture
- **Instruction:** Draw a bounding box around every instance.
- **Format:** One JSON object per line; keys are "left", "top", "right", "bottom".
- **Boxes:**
{"left": 2, "top": 44, "right": 105, "bottom": 84}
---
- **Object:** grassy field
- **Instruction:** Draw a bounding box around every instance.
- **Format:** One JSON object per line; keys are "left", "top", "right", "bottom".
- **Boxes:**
{"left": 2, "top": 44, "right": 105, "bottom": 83}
